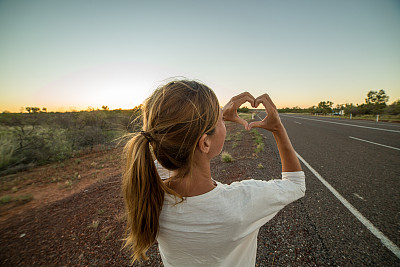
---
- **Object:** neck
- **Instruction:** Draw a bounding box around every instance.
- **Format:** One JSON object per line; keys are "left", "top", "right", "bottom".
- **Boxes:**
{"left": 168, "top": 155, "right": 215, "bottom": 197}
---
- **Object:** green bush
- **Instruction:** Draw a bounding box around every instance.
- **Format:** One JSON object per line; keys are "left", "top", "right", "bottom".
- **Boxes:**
{"left": 0, "top": 108, "right": 143, "bottom": 173}
{"left": 232, "top": 142, "right": 238, "bottom": 149}
{"left": 234, "top": 132, "right": 242, "bottom": 141}
{"left": 0, "top": 132, "right": 16, "bottom": 169}
{"left": 221, "top": 152, "right": 233, "bottom": 163}
{"left": 0, "top": 195, "right": 11, "bottom": 204}
{"left": 237, "top": 107, "right": 249, "bottom": 113}
{"left": 254, "top": 142, "right": 265, "bottom": 153}
{"left": 15, "top": 194, "right": 33, "bottom": 204}
{"left": 251, "top": 129, "right": 264, "bottom": 154}
{"left": 0, "top": 109, "right": 139, "bottom": 173}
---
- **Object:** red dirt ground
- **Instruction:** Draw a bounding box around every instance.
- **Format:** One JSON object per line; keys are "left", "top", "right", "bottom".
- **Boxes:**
{"left": 0, "top": 122, "right": 301, "bottom": 266}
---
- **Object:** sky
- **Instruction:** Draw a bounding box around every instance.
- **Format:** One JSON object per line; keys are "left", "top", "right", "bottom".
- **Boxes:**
{"left": 0, "top": 0, "right": 399, "bottom": 112}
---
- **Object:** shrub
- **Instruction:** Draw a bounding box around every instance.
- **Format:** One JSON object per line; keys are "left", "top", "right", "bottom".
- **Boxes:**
{"left": 15, "top": 194, "right": 33, "bottom": 204}
{"left": 221, "top": 152, "right": 233, "bottom": 163}
{"left": 0, "top": 194, "right": 33, "bottom": 206}
{"left": 88, "top": 220, "right": 99, "bottom": 229}
{"left": 254, "top": 143, "right": 265, "bottom": 154}
{"left": 0, "top": 195, "right": 11, "bottom": 204}
{"left": 234, "top": 132, "right": 242, "bottom": 141}
{"left": 237, "top": 107, "right": 249, "bottom": 113}
{"left": 251, "top": 129, "right": 264, "bottom": 154}
{"left": 0, "top": 109, "right": 140, "bottom": 172}
{"left": 232, "top": 142, "right": 238, "bottom": 149}
{"left": 0, "top": 133, "right": 16, "bottom": 169}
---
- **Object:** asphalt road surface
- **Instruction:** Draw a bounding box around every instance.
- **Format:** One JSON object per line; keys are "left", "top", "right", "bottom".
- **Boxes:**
{"left": 257, "top": 113, "right": 400, "bottom": 265}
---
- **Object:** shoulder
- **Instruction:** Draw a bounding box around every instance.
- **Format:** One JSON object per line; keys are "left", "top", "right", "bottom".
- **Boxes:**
{"left": 217, "top": 179, "right": 280, "bottom": 192}
{"left": 215, "top": 179, "right": 275, "bottom": 200}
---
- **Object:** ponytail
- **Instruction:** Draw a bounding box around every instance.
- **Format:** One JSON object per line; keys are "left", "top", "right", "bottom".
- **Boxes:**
{"left": 122, "top": 133, "right": 176, "bottom": 263}
{"left": 122, "top": 79, "right": 220, "bottom": 263}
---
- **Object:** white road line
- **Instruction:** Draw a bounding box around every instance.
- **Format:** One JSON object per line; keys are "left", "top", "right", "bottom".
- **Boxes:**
{"left": 353, "top": 193, "right": 366, "bottom": 201}
{"left": 281, "top": 115, "right": 400, "bottom": 133}
{"left": 349, "top": 136, "right": 400, "bottom": 151}
{"left": 294, "top": 121, "right": 302, "bottom": 125}
{"left": 295, "top": 151, "right": 400, "bottom": 259}
{"left": 348, "top": 120, "right": 400, "bottom": 129}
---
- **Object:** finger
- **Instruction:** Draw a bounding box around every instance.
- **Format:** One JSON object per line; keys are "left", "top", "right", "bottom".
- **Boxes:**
{"left": 232, "top": 92, "right": 255, "bottom": 107}
{"left": 235, "top": 96, "right": 255, "bottom": 109}
{"left": 264, "top": 94, "right": 277, "bottom": 109}
{"left": 254, "top": 97, "right": 267, "bottom": 109}
{"left": 256, "top": 94, "right": 276, "bottom": 110}
{"left": 255, "top": 95, "right": 275, "bottom": 114}
{"left": 232, "top": 92, "right": 255, "bottom": 101}
{"left": 232, "top": 116, "right": 249, "bottom": 130}
{"left": 233, "top": 96, "right": 255, "bottom": 109}
{"left": 222, "top": 101, "right": 234, "bottom": 113}
{"left": 248, "top": 120, "right": 264, "bottom": 130}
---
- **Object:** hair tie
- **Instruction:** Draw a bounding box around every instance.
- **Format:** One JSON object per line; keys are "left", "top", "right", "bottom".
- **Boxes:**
{"left": 140, "top": 131, "right": 153, "bottom": 142}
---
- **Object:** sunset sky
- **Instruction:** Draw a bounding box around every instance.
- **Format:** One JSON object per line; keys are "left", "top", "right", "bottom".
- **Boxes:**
{"left": 0, "top": 0, "right": 399, "bottom": 112}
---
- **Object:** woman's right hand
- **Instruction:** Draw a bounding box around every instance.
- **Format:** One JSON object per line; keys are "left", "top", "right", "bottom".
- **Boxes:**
{"left": 248, "top": 94, "right": 284, "bottom": 133}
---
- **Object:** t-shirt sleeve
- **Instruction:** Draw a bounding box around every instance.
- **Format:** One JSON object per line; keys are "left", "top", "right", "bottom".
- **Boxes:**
{"left": 227, "top": 171, "right": 305, "bottom": 236}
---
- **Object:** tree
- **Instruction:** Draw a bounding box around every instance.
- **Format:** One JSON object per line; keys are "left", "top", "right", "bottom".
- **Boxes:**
{"left": 102, "top": 105, "right": 109, "bottom": 111}
{"left": 333, "top": 104, "right": 343, "bottom": 114}
{"left": 308, "top": 105, "right": 316, "bottom": 113}
{"left": 342, "top": 103, "right": 357, "bottom": 115}
{"left": 365, "top": 90, "right": 389, "bottom": 105}
{"left": 364, "top": 90, "right": 389, "bottom": 114}
{"left": 316, "top": 101, "right": 334, "bottom": 114}
{"left": 385, "top": 100, "right": 400, "bottom": 115}
{"left": 25, "top": 107, "right": 40, "bottom": 113}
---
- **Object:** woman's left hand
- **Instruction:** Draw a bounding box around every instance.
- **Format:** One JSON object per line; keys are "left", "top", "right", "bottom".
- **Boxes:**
{"left": 222, "top": 92, "right": 255, "bottom": 130}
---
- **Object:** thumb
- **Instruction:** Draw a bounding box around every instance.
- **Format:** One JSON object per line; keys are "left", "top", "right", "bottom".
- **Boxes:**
{"left": 233, "top": 117, "right": 249, "bottom": 130}
{"left": 248, "top": 121, "right": 264, "bottom": 130}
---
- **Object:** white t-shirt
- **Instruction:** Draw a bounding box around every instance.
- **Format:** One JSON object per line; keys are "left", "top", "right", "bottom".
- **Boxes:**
{"left": 157, "top": 171, "right": 305, "bottom": 267}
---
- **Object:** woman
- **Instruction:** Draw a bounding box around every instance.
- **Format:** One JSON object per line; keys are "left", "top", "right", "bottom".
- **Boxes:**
{"left": 122, "top": 80, "right": 305, "bottom": 266}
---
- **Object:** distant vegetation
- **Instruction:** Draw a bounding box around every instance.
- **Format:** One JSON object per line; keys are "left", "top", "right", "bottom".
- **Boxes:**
{"left": 237, "top": 107, "right": 249, "bottom": 113}
{"left": 278, "top": 90, "right": 400, "bottom": 118}
{"left": 0, "top": 106, "right": 142, "bottom": 175}
{"left": 1, "top": 89, "right": 398, "bottom": 175}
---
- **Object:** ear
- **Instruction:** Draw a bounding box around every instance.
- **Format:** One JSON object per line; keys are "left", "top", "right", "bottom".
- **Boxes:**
{"left": 197, "top": 133, "right": 211, "bottom": 154}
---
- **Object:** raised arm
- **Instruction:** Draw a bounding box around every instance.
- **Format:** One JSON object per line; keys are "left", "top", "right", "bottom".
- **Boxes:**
{"left": 248, "top": 94, "right": 302, "bottom": 172}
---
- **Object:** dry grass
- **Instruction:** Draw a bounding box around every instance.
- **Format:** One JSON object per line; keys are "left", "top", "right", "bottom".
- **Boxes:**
{"left": 221, "top": 152, "right": 233, "bottom": 163}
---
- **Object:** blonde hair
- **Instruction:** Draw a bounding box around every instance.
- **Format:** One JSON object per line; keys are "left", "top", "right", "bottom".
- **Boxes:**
{"left": 122, "top": 80, "right": 220, "bottom": 263}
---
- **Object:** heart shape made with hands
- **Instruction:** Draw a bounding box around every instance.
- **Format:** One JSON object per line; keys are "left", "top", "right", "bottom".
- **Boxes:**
{"left": 222, "top": 93, "right": 280, "bottom": 132}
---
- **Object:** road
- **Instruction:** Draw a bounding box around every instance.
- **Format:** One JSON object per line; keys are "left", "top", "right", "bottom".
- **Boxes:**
{"left": 259, "top": 113, "right": 400, "bottom": 265}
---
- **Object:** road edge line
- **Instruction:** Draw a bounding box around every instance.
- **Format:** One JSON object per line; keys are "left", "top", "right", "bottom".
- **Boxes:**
{"left": 281, "top": 114, "right": 400, "bottom": 133}
{"left": 295, "top": 151, "right": 400, "bottom": 259}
